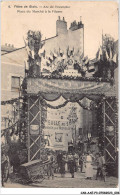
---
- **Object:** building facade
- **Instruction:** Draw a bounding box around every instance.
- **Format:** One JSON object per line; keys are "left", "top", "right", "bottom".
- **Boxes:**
{"left": 1, "top": 16, "right": 84, "bottom": 133}
{"left": 1, "top": 17, "right": 105, "bottom": 152}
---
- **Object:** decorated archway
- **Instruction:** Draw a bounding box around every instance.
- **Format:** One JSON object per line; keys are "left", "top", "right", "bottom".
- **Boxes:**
{"left": 21, "top": 30, "right": 118, "bottom": 170}
{"left": 22, "top": 76, "right": 118, "bottom": 165}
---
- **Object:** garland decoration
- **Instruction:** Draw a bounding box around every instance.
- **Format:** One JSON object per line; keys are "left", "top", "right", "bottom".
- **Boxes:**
{"left": 24, "top": 30, "right": 117, "bottom": 83}
{"left": 39, "top": 96, "right": 107, "bottom": 111}
{"left": 1, "top": 120, "right": 20, "bottom": 137}
{"left": 41, "top": 104, "right": 47, "bottom": 129}
{"left": 27, "top": 74, "right": 114, "bottom": 83}
{"left": 1, "top": 96, "right": 23, "bottom": 105}
{"left": 41, "top": 99, "right": 70, "bottom": 109}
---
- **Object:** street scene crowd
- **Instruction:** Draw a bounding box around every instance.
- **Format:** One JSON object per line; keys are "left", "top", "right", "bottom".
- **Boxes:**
{"left": 45, "top": 147, "right": 106, "bottom": 181}
{"left": 1, "top": 144, "right": 106, "bottom": 186}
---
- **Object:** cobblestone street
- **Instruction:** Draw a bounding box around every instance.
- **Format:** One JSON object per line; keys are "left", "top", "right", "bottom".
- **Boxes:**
{"left": 4, "top": 171, "right": 118, "bottom": 188}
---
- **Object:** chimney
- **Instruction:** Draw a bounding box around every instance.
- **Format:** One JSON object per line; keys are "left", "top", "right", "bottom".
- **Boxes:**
{"left": 78, "top": 16, "right": 84, "bottom": 29}
{"left": 69, "top": 20, "right": 78, "bottom": 31}
{"left": 56, "top": 16, "right": 67, "bottom": 36}
{"left": 80, "top": 16, "right": 82, "bottom": 22}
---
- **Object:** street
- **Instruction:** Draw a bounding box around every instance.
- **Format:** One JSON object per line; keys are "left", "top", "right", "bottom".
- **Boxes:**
{"left": 3, "top": 171, "right": 118, "bottom": 188}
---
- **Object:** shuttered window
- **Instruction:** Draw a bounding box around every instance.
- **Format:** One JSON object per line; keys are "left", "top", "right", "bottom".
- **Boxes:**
{"left": 11, "top": 76, "right": 20, "bottom": 90}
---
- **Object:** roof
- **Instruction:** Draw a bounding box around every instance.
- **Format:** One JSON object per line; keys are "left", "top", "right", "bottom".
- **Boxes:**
{"left": 1, "top": 47, "right": 27, "bottom": 65}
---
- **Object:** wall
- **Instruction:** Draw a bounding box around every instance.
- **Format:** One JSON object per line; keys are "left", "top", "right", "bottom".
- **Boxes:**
{"left": 1, "top": 18, "right": 84, "bottom": 137}
{"left": 1, "top": 49, "right": 26, "bottom": 130}
{"left": 43, "top": 27, "right": 84, "bottom": 57}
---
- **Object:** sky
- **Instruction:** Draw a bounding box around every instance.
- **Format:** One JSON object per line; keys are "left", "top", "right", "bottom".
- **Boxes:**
{"left": 1, "top": 1, "right": 118, "bottom": 58}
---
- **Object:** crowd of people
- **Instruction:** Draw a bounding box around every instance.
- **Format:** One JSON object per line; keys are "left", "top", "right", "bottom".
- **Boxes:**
{"left": 46, "top": 149, "right": 106, "bottom": 181}
{"left": 1, "top": 146, "right": 106, "bottom": 186}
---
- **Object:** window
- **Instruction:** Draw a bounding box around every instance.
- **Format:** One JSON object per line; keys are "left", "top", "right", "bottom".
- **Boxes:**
{"left": 11, "top": 76, "right": 20, "bottom": 91}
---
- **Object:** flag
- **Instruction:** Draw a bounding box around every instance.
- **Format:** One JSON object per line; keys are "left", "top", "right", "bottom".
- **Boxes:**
{"left": 109, "top": 47, "right": 113, "bottom": 60}
{"left": 31, "top": 50, "right": 34, "bottom": 59}
{"left": 70, "top": 47, "right": 74, "bottom": 56}
{"left": 112, "top": 53, "right": 117, "bottom": 63}
{"left": 23, "top": 36, "right": 34, "bottom": 58}
{"left": 105, "top": 50, "right": 109, "bottom": 60}
{"left": 88, "top": 64, "right": 95, "bottom": 73}
{"left": 74, "top": 49, "right": 80, "bottom": 57}
{"left": 83, "top": 56, "right": 89, "bottom": 65}
{"left": 97, "top": 46, "right": 103, "bottom": 61}
{"left": 87, "top": 61, "right": 95, "bottom": 72}
{"left": 99, "top": 46, "right": 103, "bottom": 60}
{"left": 49, "top": 55, "right": 53, "bottom": 60}
{"left": 79, "top": 53, "right": 84, "bottom": 64}
{"left": 53, "top": 53, "right": 57, "bottom": 58}
{"left": 82, "top": 66, "right": 87, "bottom": 72}
{"left": 74, "top": 55, "right": 80, "bottom": 63}
{"left": 59, "top": 48, "right": 63, "bottom": 54}
{"left": 38, "top": 45, "right": 45, "bottom": 57}
{"left": 80, "top": 53, "right": 84, "bottom": 60}
{"left": 24, "top": 59, "right": 29, "bottom": 70}
{"left": 50, "top": 51, "right": 54, "bottom": 58}
{"left": 53, "top": 50, "right": 58, "bottom": 58}
{"left": 96, "top": 49, "right": 100, "bottom": 60}
{"left": 67, "top": 46, "right": 70, "bottom": 57}
{"left": 102, "top": 34, "right": 107, "bottom": 45}
{"left": 46, "top": 54, "right": 53, "bottom": 61}
{"left": 41, "top": 58, "right": 49, "bottom": 71}
{"left": 26, "top": 46, "right": 32, "bottom": 58}
{"left": 62, "top": 54, "right": 66, "bottom": 60}
{"left": 46, "top": 59, "right": 51, "bottom": 66}
{"left": 24, "top": 60, "right": 29, "bottom": 74}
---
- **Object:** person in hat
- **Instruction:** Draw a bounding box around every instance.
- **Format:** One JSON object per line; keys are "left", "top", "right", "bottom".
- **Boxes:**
{"left": 68, "top": 152, "right": 75, "bottom": 178}
{"left": 57, "top": 151, "right": 63, "bottom": 173}
{"left": 74, "top": 152, "right": 79, "bottom": 172}
{"left": 79, "top": 152, "right": 86, "bottom": 173}
{"left": 47, "top": 151, "right": 55, "bottom": 180}
{"left": 96, "top": 152, "right": 106, "bottom": 181}
{"left": 57, "top": 151, "right": 66, "bottom": 178}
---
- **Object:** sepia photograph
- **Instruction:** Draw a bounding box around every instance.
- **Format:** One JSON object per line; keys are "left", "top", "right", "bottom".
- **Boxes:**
{"left": 1, "top": 0, "right": 119, "bottom": 191}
